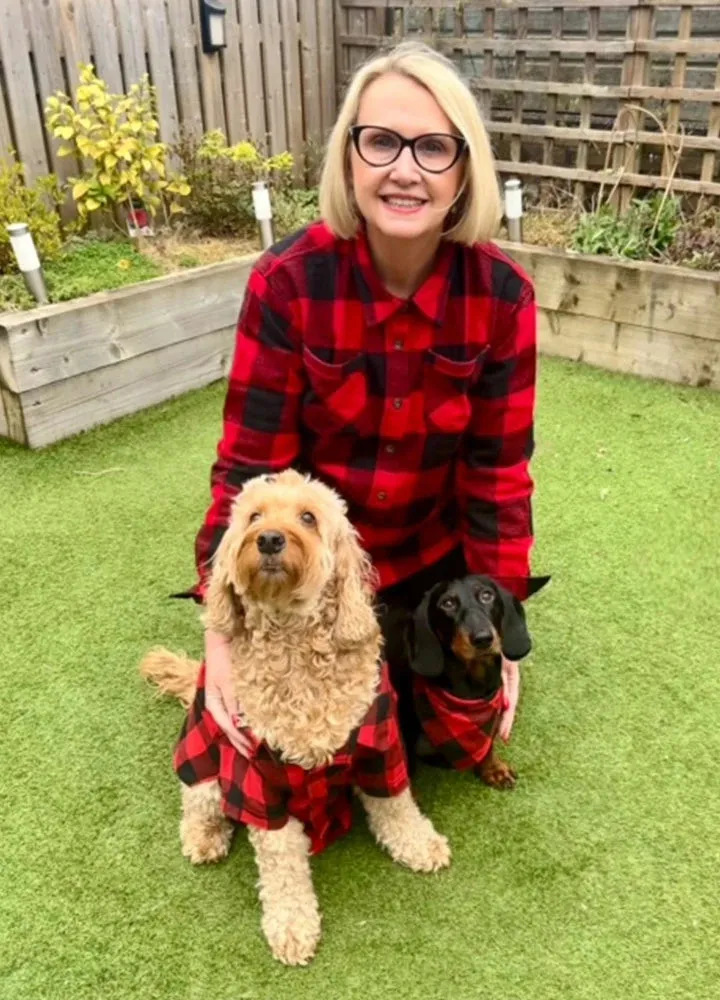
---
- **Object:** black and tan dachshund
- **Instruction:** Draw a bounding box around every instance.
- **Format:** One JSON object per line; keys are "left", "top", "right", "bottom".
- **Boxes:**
{"left": 402, "top": 574, "right": 550, "bottom": 789}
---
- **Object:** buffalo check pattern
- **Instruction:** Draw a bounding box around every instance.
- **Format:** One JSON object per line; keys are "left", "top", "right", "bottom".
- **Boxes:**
{"left": 413, "top": 675, "right": 508, "bottom": 770}
{"left": 184, "top": 220, "right": 536, "bottom": 602}
{"left": 174, "top": 661, "right": 410, "bottom": 855}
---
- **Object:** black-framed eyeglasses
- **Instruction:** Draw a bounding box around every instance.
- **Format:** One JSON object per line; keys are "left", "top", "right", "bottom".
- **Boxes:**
{"left": 349, "top": 125, "right": 467, "bottom": 174}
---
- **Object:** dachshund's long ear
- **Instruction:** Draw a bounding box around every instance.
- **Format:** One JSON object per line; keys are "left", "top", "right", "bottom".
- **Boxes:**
{"left": 202, "top": 532, "right": 246, "bottom": 638}
{"left": 407, "top": 584, "right": 445, "bottom": 678}
{"left": 498, "top": 587, "right": 532, "bottom": 661}
{"left": 526, "top": 575, "right": 552, "bottom": 599}
{"left": 333, "top": 526, "right": 379, "bottom": 649}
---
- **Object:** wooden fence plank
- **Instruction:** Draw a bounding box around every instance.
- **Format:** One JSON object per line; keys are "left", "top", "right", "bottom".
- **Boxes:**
{"left": 280, "top": 0, "right": 305, "bottom": 178}
{"left": 166, "top": 0, "right": 204, "bottom": 137}
{"left": 663, "top": 5, "right": 693, "bottom": 177}
{"left": 0, "top": 0, "right": 48, "bottom": 182}
{"left": 494, "top": 159, "right": 720, "bottom": 197}
{"left": 113, "top": 0, "right": 147, "bottom": 89}
{"left": 142, "top": 0, "right": 180, "bottom": 144}
{"left": 261, "top": 0, "right": 288, "bottom": 154}
{"left": 57, "top": 0, "right": 91, "bottom": 94}
{"left": 299, "top": 0, "right": 323, "bottom": 149}
{"left": 317, "top": 0, "right": 337, "bottom": 134}
{"left": 222, "top": 0, "right": 248, "bottom": 142}
{"left": 24, "top": 0, "right": 73, "bottom": 179}
{"left": 0, "top": 84, "right": 13, "bottom": 163}
{"left": 701, "top": 60, "right": 720, "bottom": 186}
{"left": 238, "top": 0, "right": 266, "bottom": 144}
{"left": 193, "top": 0, "right": 226, "bottom": 132}
{"left": 84, "top": 0, "right": 124, "bottom": 93}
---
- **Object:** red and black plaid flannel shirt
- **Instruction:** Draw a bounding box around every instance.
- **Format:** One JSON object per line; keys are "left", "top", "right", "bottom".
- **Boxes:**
{"left": 174, "top": 661, "right": 409, "bottom": 854}
{"left": 185, "top": 220, "right": 536, "bottom": 602}
{"left": 413, "top": 675, "right": 508, "bottom": 771}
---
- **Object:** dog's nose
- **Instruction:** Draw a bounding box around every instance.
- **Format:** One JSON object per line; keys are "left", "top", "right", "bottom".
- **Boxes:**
{"left": 470, "top": 628, "right": 493, "bottom": 649}
{"left": 257, "top": 530, "right": 286, "bottom": 555}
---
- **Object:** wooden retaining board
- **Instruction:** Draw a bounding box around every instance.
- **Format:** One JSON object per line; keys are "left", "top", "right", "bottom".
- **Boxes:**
{"left": 496, "top": 240, "right": 720, "bottom": 391}
{"left": 0, "top": 255, "right": 258, "bottom": 449}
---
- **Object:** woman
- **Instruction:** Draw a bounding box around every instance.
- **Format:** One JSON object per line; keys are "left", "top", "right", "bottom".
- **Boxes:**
{"left": 179, "top": 41, "right": 538, "bottom": 756}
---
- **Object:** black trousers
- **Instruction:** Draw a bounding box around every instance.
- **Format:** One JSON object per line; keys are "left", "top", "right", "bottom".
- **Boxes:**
{"left": 375, "top": 546, "right": 467, "bottom": 764}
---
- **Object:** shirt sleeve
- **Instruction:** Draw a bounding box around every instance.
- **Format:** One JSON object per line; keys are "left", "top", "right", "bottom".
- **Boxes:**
{"left": 456, "top": 275, "right": 537, "bottom": 601}
{"left": 188, "top": 262, "right": 306, "bottom": 602}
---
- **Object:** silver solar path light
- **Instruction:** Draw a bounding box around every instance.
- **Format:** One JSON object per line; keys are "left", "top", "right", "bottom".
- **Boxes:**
{"left": 503, "top": 178, "right": 524, "bottom": 243}
{"left": 6, "top": 223, "right": 49, "bottom": 304}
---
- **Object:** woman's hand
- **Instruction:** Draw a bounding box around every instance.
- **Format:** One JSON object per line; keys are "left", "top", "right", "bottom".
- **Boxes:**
{"left": 498, "top": 657, "right": 520, "bottom": 743}
{"left": 204, "top": 628, "right": 253, "bottom": 756}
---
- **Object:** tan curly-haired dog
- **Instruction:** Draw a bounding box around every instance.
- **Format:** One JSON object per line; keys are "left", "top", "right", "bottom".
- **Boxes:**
{"left": 140, "top": 470, "right": 450, "bottom": 966}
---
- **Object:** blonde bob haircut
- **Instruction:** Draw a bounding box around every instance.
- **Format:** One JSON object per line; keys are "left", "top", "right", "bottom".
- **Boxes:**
{"left": 319, "top": 41, "right": 501, "bottom": 246}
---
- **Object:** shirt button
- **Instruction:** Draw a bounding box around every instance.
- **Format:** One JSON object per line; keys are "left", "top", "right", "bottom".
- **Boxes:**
{"left": 385, "top": 443, "right": 396, "bottom": 454}
{"left": 392, "top": 398, "right": 403, "bottom": 409}
{"left": 377, "top": 491, "right": 387, "bottom": 501}
{"left": 393, "top": 339, "right": 404, "bottom": 350}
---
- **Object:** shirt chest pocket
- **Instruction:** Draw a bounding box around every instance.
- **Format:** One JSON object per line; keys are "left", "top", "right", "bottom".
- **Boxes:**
{"left": 302, "top": 346, "right": 369, "bottom": 433}
{"left": 424, "top": 348, "right": 488, "bottom": 434}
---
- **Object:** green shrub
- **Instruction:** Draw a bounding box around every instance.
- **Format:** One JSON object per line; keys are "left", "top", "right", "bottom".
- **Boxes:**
{"left": 0, "top": 157, "right": 65, "bottom": 274}
{"left": 272, "top": 187, "right": 320, "bottom": 237}
{"left": 572, "top": 193, "right": 681, "bottom": 261}
{"left": 177, "top": 129, "right": 295, "bottom": 236}
{"left": 45, "top": 64, "right": 190, "bottom": 227}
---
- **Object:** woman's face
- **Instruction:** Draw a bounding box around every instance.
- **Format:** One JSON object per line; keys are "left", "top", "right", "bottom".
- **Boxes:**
{"left": 350, "top": 72, "right": 465, "bottom": 243}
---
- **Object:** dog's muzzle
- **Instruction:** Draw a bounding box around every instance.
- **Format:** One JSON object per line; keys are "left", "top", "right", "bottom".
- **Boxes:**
{"left": 257, "top": 530, "right": 286, "bottom": 556}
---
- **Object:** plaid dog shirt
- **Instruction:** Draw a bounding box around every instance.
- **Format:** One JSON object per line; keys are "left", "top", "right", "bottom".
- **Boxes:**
{"left": 180, "top": 220, "right": 536, "bottom": 604}
{"left": 413, "top": 675, "right": 508, "bottom": 771}
{"left": 174, "top": 661, "right": 410, "bottom": 854}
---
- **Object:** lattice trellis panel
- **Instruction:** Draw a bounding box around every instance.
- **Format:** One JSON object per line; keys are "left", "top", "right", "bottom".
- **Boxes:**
{"left": 336, "top": 0, "right": 720, "bottom": 206}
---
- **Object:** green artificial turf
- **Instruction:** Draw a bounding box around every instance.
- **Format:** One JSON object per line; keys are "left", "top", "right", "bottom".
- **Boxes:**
{"left": 2, "top": 357, "right": 719, "bottom": 1000}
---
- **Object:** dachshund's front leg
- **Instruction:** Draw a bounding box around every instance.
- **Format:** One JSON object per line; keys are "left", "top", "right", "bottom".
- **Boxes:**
{"left": 357, "top": 788, "right": 451, "bottom": 872}
{"left": 476, "top": 746, "right": 517, "bottom": 790}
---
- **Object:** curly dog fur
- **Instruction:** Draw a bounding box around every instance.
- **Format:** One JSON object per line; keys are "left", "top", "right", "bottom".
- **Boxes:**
{"left": 141, "top": 470, "right": 450, "bottom": 965}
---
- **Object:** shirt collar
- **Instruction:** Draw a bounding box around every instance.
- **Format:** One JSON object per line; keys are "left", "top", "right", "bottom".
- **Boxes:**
{"left": 351, "top": 225, "right": 456, "bottom": 328}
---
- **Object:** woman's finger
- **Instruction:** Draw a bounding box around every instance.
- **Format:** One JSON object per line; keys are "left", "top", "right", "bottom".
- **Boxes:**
{"left": 205, "top": 692, "right": 253, "bottom": 756}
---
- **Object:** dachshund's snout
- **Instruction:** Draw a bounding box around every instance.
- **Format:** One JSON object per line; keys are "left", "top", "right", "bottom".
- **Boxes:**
{"left": 469, "top": 627, "right": 494, "bottom": 649}
{"left": 257, "top": 530, "right": 286, "bottom": 555}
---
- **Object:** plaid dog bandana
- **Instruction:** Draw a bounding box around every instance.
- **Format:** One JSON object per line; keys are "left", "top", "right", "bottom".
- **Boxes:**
{"left": 413, "top": 675, "right": 508, "bottom": 771}
{"left": 174, "top": 661, "right": 409, "bottom": 854}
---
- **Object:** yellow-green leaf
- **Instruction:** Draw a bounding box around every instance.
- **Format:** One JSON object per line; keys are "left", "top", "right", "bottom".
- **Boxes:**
{"left": 56, "top": 126, "right": 74, "bottom": 140}
{"left": 105, "top": 154, "right": 118, "bottom": 169}
{"left": 84, "top": 197, "right": 100, "bottom": 211}
{"left": 72, "top": 180, "right": 91, "bottom": 200}
{"left": 57, "top": 145, "right": 73, "bottom": 157}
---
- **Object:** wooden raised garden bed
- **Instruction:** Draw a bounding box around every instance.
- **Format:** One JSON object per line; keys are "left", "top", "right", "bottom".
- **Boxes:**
{"left": 2, "top": 242, "right": 717, "bottom": 451}
{"left": 497, "top": 240, "right": 720, "bottom": 392}
{"left": 0, "top": 254, "right": 259, "bottom": 449}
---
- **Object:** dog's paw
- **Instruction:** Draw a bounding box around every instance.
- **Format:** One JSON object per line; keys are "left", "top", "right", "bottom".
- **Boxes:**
{"left": 264, "top": 909, "right": 322, "bottom": 966}
{"left": 180, "top": 820, "right": 233, "bottom": 864}
{"left": 478, "top": 757, "right": 518, "bottom": 790}
{"left": 391, "top": 821, "right": 452, "bottom": 874}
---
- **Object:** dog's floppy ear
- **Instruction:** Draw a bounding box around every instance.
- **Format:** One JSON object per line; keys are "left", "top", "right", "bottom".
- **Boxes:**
{"left": 333, "top": 525, "right": 379, "bottom": 649}
{"left": 407, "top": 584, "right": 445, "bottom": 678}
{"left": 202, "top": 532, "right": 246, "bottom": 638}
{"left": 498, "top": 587, "right": 532, "bottom": 661}
{"left": 526, "top": 575, "right": 551, "bottom": 599}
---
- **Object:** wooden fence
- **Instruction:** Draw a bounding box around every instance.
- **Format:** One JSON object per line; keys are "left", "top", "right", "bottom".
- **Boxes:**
{"left": 2, "top": 0, "right": 720, "bottom": 209}
{"left": 337, "top": 0, "right": 720, "bottom": 207}
{"left": 0, "top": 0, "right": 336, "bottom": 185}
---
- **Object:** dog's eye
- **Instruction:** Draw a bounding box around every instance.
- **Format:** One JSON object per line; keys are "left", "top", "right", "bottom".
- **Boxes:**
{"left": 300, "top": 511, "right": 317, "bottom": 526}
{"left": 440, "top": 596, "right": 457, "bottom": 611}
{"left": 248, "top": 512, "right": 261, "bottom": 524}
{"left": 478, "top": 590, "right": 493, "bottom": 604}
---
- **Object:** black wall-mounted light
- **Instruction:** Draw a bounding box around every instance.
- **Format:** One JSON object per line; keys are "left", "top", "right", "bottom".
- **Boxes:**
{"left": 199, "top": 0, "right": 228, "bottom": 54}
